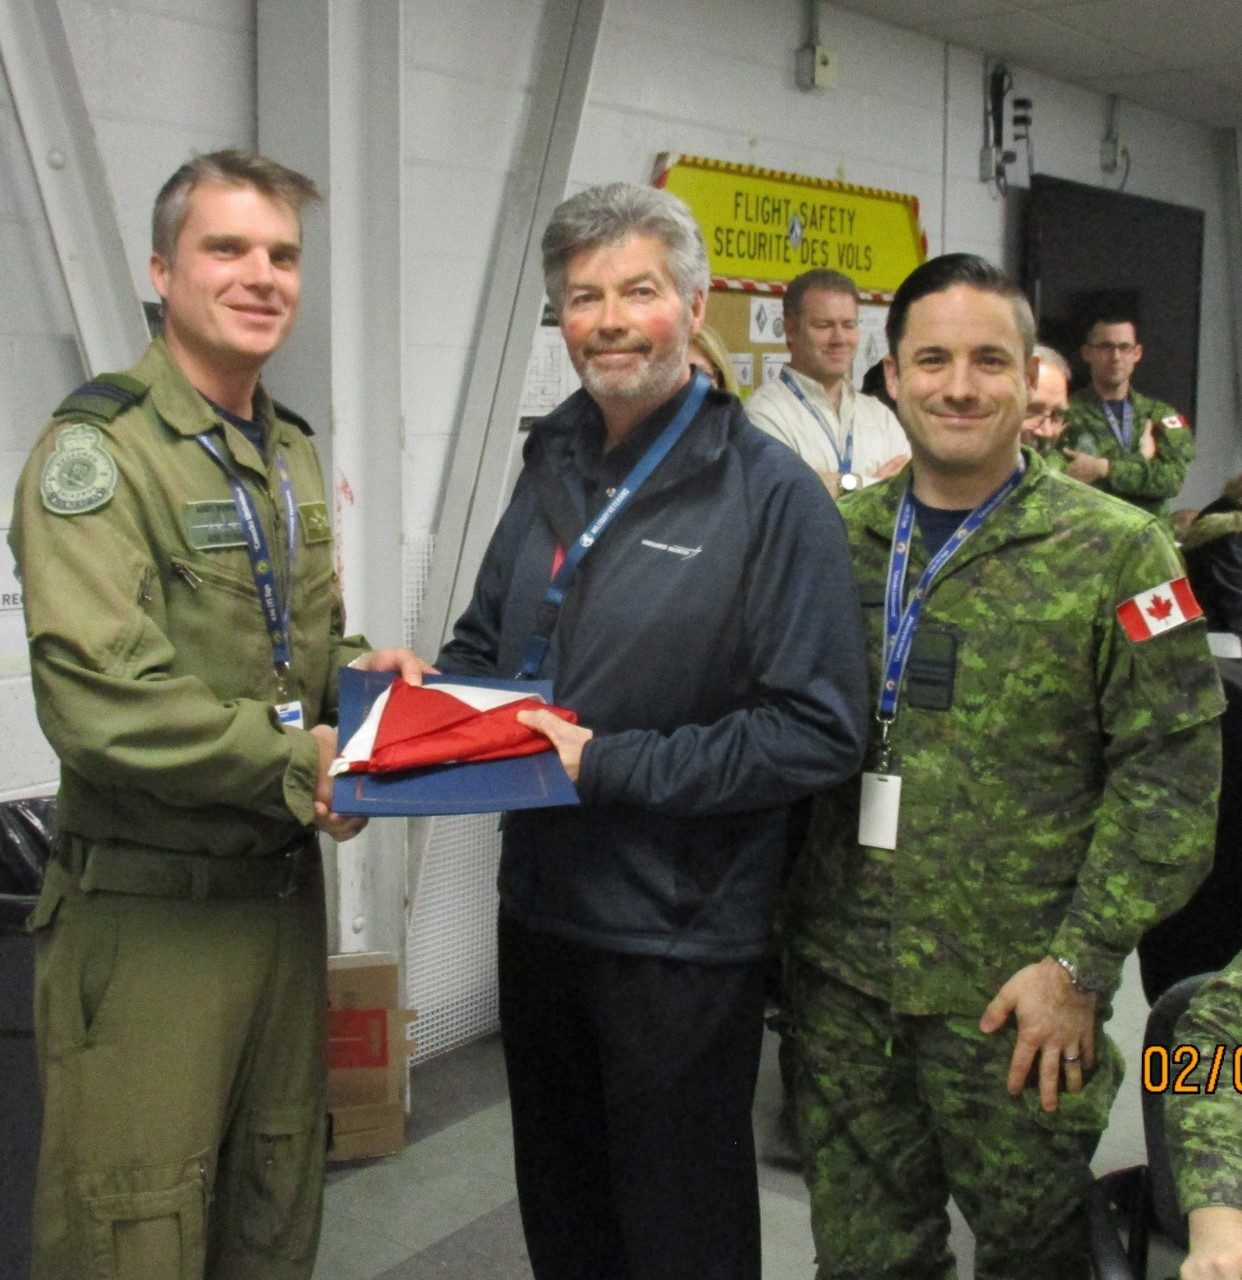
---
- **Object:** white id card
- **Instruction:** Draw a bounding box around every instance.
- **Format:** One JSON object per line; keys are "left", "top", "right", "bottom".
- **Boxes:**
{"left": 275, "top": 700, "right": 305, "bottom": 729}
{"left": 858, "top": 771, "right": 901, "bottom": 850}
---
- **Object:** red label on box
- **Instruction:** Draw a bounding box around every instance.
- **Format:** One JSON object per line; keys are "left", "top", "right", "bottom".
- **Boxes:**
{"left": 328, "top": 1008, "right": 390, "bottom": 1070}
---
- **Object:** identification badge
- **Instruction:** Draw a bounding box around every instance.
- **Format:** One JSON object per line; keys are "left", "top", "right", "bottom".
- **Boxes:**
{"left": 858, "top": 771, "right": 901, "bottom": 850}
{"left": 275, "top": 700, "right": 305, "bottom": 729}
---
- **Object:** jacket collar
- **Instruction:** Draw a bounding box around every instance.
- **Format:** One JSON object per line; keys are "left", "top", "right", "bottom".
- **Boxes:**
{"left": 523, "top": 381, "right": 737, "bottom": 547}
{"left": 857, "top": 448, "right": 1053, "bottom": 575}
{"left": 138, "top": 336, "right": 285, "bottom": 476}
{"left": 526, "top": 381, "right": 735, "bottom": 489}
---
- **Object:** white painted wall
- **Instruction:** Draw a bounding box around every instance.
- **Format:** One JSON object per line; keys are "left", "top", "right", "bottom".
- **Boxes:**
{"left": 0, "top": 0, "right": 254, "bottom": 799}
{"left": 397, "top": 0, "right": 1239, "bottom": 536}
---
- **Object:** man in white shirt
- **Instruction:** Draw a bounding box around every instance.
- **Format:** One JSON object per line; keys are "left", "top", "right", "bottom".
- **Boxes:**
{"left": 746, "top": 269, "right": 909, "bottom": 498}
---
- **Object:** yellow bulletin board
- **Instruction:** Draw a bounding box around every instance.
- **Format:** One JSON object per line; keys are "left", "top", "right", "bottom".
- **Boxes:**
{"left": 653, "top": 153, "right": 926, "bottom": 299}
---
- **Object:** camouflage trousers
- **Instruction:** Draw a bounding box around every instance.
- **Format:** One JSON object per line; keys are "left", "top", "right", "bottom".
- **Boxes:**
{"left": 30, "top": 857, "right": 329, "bottom": 1280}
{"left": 782, "top": 956, "right": 1123, "bottom": 1280}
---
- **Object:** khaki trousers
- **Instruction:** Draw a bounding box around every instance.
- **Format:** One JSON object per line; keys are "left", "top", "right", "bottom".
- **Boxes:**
{"left": 30, "top": 856, "right": 328, "bottom": 1280}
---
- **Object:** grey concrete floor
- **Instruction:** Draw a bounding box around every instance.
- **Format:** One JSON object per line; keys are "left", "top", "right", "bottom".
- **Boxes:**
{"left": 316, "top": 952, "right": 1182, "bottom": 1279}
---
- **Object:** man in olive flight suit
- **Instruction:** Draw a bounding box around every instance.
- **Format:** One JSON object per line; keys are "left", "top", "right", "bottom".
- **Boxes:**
{"left": 10, "top": 151, "right": 422, "bottom": 1280}
{"left": 1061, "top": 315, "right": 1194, "bottom": 518}
{"left": 781, "top": 255, "right": 1224, "bottom": 1280}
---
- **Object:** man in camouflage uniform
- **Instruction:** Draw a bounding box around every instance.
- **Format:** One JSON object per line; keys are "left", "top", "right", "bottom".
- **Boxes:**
{"left": 782, "top": 254, "right": 1224, "bottom": 1280}
{"left": 1061, "top": 315, "right": 1194, "bottom": 518}
{"left": 1167, "top": 948, "right": 1242, "bottom": 1278}
{"left": 10, "top": 151, "right": 421, "bottom": 1280}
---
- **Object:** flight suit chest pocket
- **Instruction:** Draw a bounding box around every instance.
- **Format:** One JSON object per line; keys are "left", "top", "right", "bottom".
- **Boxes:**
{"left": 81, "top": 1164, "right": 206, "bottom": 1280}
{"left": 237, "top": 1100, "right": 325, "bottom": 1262}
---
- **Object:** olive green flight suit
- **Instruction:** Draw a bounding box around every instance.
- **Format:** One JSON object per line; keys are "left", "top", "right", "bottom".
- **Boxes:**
{"left": 10, "top": 337, "right": 367, "bottom": 1280}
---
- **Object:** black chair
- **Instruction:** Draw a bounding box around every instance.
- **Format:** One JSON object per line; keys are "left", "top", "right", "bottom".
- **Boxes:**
{"left": 1090, "top": 972, "right": 1213, "bottom": 1279}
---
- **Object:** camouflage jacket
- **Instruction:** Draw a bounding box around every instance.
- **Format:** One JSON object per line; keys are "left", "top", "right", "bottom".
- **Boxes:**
{"left": 784, "top": 450, "right": 1224, "bottom": 1015}
{"left": 1168, "top": 949, "right": 1242, "bottom": 1212}
{"left": 1063, "top": 387, "right": 1194, "bottom": 517}
{"left": 10, "top": 337, "right": 367, "bottom": 859}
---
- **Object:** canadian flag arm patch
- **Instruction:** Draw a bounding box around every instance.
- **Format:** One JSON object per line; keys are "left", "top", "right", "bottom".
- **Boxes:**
{"left": 1116, "top": 576, "right": 1203, "bottom": 642}
{"left": 1161, "top": 413, "right": 1189, "bottom": 430}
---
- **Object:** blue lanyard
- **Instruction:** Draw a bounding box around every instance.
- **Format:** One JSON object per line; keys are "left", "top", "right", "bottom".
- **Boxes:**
{"left": 878, "top": 466, "right": 1025, "bottom": 735}
{"left": 517, "top": 370, "right": 711, "bottom": 679}
{"left": 1101, "top": 398, "right": 1133, "bottom": 450}
{"left": 196, "top": 432, "right": 300, "bottom": 691}
{"left": 780, "top": 368, "right": 853, "bottom": 472}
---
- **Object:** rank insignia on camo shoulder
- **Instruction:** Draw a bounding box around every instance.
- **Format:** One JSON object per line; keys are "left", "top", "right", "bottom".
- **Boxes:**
{"left": 1116, "top": 577, "right": 1203, "bottom": 642}
{"left": 40, "top": 423, "right": 118, "bottom": 516}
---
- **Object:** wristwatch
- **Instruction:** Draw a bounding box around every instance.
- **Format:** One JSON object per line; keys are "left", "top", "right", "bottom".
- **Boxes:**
{"left": 838, "top": 472, "right": 862, "bottom": 493}
{"left": 1052, "top": 954, "right": 1102, "bottom": 996}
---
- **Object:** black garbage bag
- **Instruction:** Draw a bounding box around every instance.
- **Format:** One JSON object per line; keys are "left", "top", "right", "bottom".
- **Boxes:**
{"left": 0, "top": 798, "right": 56, "bottom": 930}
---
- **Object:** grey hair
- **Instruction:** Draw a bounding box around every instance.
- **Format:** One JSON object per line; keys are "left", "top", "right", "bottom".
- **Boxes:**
{"left": 1034, "top": 343, "right": 1071, "bottom": 380}
{"left": 152, "top": 150, "right": 320, "bottom": 262}
{"left": 541, "top": 182, "right": 710, "bottom": 312}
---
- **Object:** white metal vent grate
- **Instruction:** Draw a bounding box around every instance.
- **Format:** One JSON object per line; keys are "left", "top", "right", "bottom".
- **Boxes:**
{"left": 406, "top": 813, "right": 502, "bottom": 1062}
{"left": 403, "top": 529, "right": 436, "bottom": 643}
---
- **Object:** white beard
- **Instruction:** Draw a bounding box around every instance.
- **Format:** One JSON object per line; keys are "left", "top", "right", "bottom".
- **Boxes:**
{"left": 577, "top": 329, "right": 691, "bottom": 411}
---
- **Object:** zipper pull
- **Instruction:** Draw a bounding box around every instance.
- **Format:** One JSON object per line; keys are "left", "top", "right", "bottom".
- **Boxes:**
{"left": 172, "top": 559, "right": 202, "bottom": 590}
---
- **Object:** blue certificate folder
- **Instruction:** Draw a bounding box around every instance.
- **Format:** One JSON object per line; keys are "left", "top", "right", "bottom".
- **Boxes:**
{"left": 330, "top": 669, "right": 580, "bottom": 817}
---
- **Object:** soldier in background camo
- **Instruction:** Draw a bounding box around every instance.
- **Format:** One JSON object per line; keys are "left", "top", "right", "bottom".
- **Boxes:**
{"left": 1167, "top": 948, "right": 1242, "bottom": 1279}
{"left": 1061, "top": 314, "right": 1194, "bottom": 519}
{"left": 782, "top": 254, "right": 1224, "bottom": 1280}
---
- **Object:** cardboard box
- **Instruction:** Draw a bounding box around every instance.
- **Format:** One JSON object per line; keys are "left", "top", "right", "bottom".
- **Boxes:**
{"left": 326, "top": 952, "right": 416, "bottom": 1162}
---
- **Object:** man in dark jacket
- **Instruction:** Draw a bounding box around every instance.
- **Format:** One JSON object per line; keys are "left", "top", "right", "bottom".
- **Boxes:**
{"left": 434, "top": 182, "right": 869, "bottom": 1280}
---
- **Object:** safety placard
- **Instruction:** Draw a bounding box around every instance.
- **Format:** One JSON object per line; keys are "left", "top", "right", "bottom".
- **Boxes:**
{"left": 654, "top": 153, "right": 926, "bottom": 298}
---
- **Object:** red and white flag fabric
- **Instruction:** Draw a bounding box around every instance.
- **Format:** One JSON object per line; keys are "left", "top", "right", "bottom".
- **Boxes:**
{"left": 331, "top": 681, "right": 578, "bottom": 776}
{"left": 1115, "top": 577, "right": 1203, "bottom": 643}
{"left": 1161, "top": 414, "right": 1189, "bottom": 431}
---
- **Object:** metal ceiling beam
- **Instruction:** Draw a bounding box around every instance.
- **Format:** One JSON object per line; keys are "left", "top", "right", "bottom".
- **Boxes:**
{"left": 0, "top": 0, "right": 147, "bottom": 374}
{"left": 415, "top": 0, "right": 607, "bottom": 656}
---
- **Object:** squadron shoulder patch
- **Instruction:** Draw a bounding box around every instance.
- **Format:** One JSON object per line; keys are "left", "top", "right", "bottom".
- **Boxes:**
{"left": 1116, "top": 577, "right": 1203, "bottom": 642}
{"left": 40, "top": 423, "right": 117, "bottom": 515}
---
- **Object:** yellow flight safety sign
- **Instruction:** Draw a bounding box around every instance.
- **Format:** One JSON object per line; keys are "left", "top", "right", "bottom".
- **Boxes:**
{"left": 653, "top": 153, "right": 926, "bottom": 298}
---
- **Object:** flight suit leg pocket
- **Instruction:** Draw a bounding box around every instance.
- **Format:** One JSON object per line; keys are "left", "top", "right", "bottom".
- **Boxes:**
{"left": 237, "top": 1099, "right": 325, "bottom": 1262}
{"left": 80, "top": 1161, "right": 207, "bottom": 1280}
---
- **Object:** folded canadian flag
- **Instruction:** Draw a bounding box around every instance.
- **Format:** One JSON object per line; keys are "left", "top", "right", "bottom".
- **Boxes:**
{"left": 330, "top": 681, "right": 579, "bottom": 776}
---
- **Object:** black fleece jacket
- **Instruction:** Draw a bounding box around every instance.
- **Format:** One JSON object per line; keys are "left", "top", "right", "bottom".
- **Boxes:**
{"left": 438, "top": 379, "right": 868, "bottom": 961}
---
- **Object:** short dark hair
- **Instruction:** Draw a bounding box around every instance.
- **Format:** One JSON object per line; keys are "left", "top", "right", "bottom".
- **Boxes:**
{"left": 886, "top": 253, "right": 1035, "bottom": 358}
{"left": 783, "top": 269, "right": 858, "bottom": 322}
{"left": 152, "top": 150, "right": 320, "bottom": 262}
{"left": 1085, "top": 314, "right": 1140, "bottom": 343}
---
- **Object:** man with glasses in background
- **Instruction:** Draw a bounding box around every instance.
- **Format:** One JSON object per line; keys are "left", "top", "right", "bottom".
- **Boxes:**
{"left": 1020, "top": 344, "right": 1071, "bottom": 457}
{"left": 1062, "top": 315, "right": 1193, "bottom": 518}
